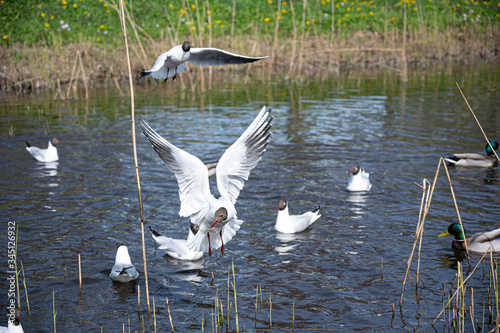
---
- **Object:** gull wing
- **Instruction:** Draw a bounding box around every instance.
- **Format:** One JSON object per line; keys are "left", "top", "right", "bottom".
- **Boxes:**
{"left": 140, "top": 118, "right": 211, "bottom": 223}
{"left": 216, "top": 106, "right": 272, "bottom": 204}
{"left": 188, "top": 47, "right": 269, "bottom": 66}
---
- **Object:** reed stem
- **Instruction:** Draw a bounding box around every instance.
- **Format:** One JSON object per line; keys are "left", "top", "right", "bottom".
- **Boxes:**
{"left": 78, "top": 253, "right": 82, "bottom": 291}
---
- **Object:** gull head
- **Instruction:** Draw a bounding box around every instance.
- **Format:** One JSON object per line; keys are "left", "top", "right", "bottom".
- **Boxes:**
{"left": 347, "top": 165, "right": 360, "bottom": 175}
{"left": 277, "top": 198, "right": 287, "bottom": 211}
{"left": 182, "top": 41, "right": 191, "bottom": 52}
{"left": 211, "top": 207, "right": 228, "bottom": 227}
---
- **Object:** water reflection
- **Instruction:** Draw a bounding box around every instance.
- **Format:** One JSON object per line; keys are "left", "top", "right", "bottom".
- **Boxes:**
{"left": 158, "top": 256, "right": 205, "bottom": 283}
{"left": 31, "top": 161, "right": 59, "bottom": 178}
{"left": 346, "top": 192, "right": 369, "bottom": 216}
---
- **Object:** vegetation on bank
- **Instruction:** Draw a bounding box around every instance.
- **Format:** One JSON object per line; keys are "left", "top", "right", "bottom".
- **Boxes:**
{"left": 1, "top": 0, "right": 499, "bottom": 47}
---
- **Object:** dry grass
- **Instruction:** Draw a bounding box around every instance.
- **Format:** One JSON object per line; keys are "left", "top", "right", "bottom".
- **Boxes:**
{"left": 0, "top": 26, "right": 499, "bottom": 93}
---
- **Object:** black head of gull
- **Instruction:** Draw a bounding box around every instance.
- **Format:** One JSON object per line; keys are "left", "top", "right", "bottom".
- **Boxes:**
{"left": 347, "top": 165, "right": 360, "bottom": 175}
{"left": 211, "top": 207, "right": 228, "bottom": 228}
{"left": 182, "top": 41, "right": 191, "bottom": 52}
{"left": 277, "top": 198, "right": 287, "bottom": 211}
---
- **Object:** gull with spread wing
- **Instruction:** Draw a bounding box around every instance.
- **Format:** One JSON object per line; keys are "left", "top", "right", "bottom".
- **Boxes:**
{"left": 140, "top": 106, "right": 272, "bottom": 256}
{"left": 141, "top": 41, "right": 269, "bottom": 82}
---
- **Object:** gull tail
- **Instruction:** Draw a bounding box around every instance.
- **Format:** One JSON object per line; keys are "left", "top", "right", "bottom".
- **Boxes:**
{"left": 148, "top": 226, "right": 161, "bottom": 237}
{"left": 26, "top": 141, "right": 32, "bottom": 148}
{"left": 140, "top": 70, "right": 151, "bottom": 78}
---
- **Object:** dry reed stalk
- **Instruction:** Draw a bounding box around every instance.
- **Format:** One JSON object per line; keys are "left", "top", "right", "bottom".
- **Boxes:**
{"left": 431, "top": 249, "right": 492, "bottom": 326}
{"left": 232, "top": 261, "right": 239, "bottom": 333}
{"left": 153, "top": 297, "right": 156, "bottom": 333}
{"left": 119, "top": 0, "right": 150, "bottom": 314}
{"left": 137, "top": 284, "right": 140, "bottom": 312}
{"left": 287, "top": 0, "right": 298, "bottom": 77}
{"left": 402, "top": 0, "right": 407, "bottom": 81}
{"left": 77, "top": 51, "right": 89, "bottom": 100}
{"left": 20, "top": 261, "right": 30, "bottom": 314}
{"left": 78, "top": 254, "right": 82, "bottom": 291}
{"left": 66, "top": 51, "right": 79, "bottom": 99}
{"left": 53, "top": 289, "right": 56, "bottom": 333}
{"left": 166, "top": 297, "right": 175, "bottom": 333}
{"left": 455, "top": 82, "right": 500, "bottom": 164}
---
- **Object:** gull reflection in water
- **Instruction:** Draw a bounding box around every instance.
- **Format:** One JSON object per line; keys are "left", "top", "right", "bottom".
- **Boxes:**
{"left": 346, "top": 192, "right": 369, "bottom": 216}
{"left": 34, "top": 161, "right": 59, "bottom": 178}
{"left": 162, "top": 257, "right": 205, "bottom": 283}
{"left": 274, "top": 232, "right": 315, "bottom": 256}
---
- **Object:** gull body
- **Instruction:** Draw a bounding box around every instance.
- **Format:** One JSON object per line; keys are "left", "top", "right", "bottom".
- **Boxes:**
{"left": 141, "top": 41, "right": 269, "bottom": 81}
{"left": 109, "top": 246, "right": 139, "bottom": 282}
{"left": 346, "top": 165, "right": 371, "bottom": 192}
{"left": 444, "top": 141, "right": 499, "bottom": 168}
{"left": 275, "top": 199, "right": 321, "bottom": 234}
{"left": 25, "top": 138, "right": 61, "bottom": 162}
{"left": 149, "top": 225, "right": 204, "bottom": 261}
{"left": 140, "top": 106, "right": 272, "bottom": 256}
{"left": 438, "top": 223, "right": 500, "bottom": 253}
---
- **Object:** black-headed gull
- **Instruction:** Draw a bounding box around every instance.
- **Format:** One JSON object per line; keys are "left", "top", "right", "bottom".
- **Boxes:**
{"left": 25, "top": 138, "right": 61, "bottom": 162}
{"left": 0, "top": 308, "right": 23, "bottom": 333}
{"left": 109, "top": 245, "right": 139, "bottom": 282}
{"left": 149, "top": 225, "right": 203, "bottom": 261}
{"left": 275, "top": 199, "right": 321, "bottom": 234}
{"left": 346, "top": 165, "right": 372, "bottom": 192}
{"left": 140, "top": 105, "right": 272, "bottom": 256}
{"left": 141, "top": 41, "right": 269, "bottom": 82}
{"left": 444, "top": 140, "right": 499, "bottom": 168}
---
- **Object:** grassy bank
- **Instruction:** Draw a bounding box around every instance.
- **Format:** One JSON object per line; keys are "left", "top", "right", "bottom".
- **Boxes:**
{"left": 1, "top": 0, "right": 499, "bottom": 92}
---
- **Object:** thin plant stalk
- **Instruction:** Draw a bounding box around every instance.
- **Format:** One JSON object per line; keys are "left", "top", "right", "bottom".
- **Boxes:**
{"left": 53, "top": 289, "right": 56, "bottom": 333}
{"left": 118, "top": 0, "right": 150, "bottom": 314}
{"left": 15, "top": 224, "right": 20, "bottom": 309}
{"left": 20, "top": 261, "right": 30, "bottom": 314}
{"left": 292, "top": 301, "right": 295, "bottom": 332}
{"left": 166, "top": 297, "right": 175, "bottom": 333}
{"left": 232, "top": 261, "right": 239, "bottom": 333}
{"left": 455, "top": 82, "right": 500, "bottom": 164}
{"left": 153, "top": 297, "right": 156, "bottom": 333}
{"left": 78, "top": 254, "right": 82, "bottom": 291}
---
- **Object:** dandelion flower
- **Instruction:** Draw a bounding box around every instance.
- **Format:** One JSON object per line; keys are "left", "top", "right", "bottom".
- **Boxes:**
{"left": 37, "top": 4, "right": 41, "bottom": 8}
{"left": 281, "top": 9, "right": 287, "bottom": 13}
{"left": 51, "top": 15, "right": 54, "bottom": 19}
{"left": 338, "top": 19, "right": 342, "bottom": 23}
{"left": 45, "top": 23, "right": 50, "bottom": 27}
{"left": 106, "top": 9, "right": 109, "bottom": 13}
{"left": 357, "top": 7, "right": 361, "bottom": 11}
{"left": 306, "top": 20, "right": 310, "bottom": 25}
{"left": 268, "top": 0, "right": 272, "bottom": 3}
{"left": 97, "top": 37, "right": 101, "bottom": 41}
{"left": 3, "top": 35, "right": 7, "bottom": 39}
{"left": 369, "top": 11, "right": 373, "bottom": 16}
{"left": 169, "top": 3, "right": 174, "bottom": 9}
{"left": 73, "top": 3, "right": 77, "bottom": 8}
{"left": 41, "top": 13, "right": 46, "bottom": 17}
{"left": 207, "top": 10, "right": 211, "bottom": 14}
{"left": 191, "top": 26, "right": 196, "bottom": 30}
{"left": 84, "top": 11, "right": 88, "bottom": 14}
{"left": 103, "top": 3, "right": 107, "bottom": 7}
{"left": 345, "top": 13, "right": 349, "bottom": 17}
{"left": 392, "top": 16, "right": 396, "bottom": 21}
{"left": 221, "top": 24, "right": 225, "bottom": 28}
{"left": 191, "top": 4, "right": 195, "bottom": 9}
{"left": 216, "top": 19, "right": 222, "bottom": 24}
{"left": 264, "top": 17, "right": 270, "bottom": 22}
{"left": 100, "top": 25, "right": 104, "bottom": 29}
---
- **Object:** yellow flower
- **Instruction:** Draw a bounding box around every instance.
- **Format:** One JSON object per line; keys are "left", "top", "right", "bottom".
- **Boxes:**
{"left": 191, "top": 4, "right": 195, "bottom": 9}
{"left": 281, "top": 9, "right": 287, "bottom": 13}
{"left": 62, "top": 0, "right": 67, "bottom": 4}
{"left": 338, "top": 19, "right": 342, "bottom": 23}
{"left": 84, "top": 11, "right": 88, "bottom": 14}
{"left": 191, "top": 26, "right": 196, "bottom": 30}
{"left": 103, "top": 3, "right": 107, "bottom": 6}
{"left": 283, "top": 1, "right": 287, "bottom": 4}
{"left": 188, "top": 21, "right": 193, "bottom": 25}
{"left": 220, "top": 24, "right": 225, "bottom": 28}
{"left": 347, "top": 7, "right": 351, "bottom": 11}
{"left": 63, "top": 6, "right": 67, "bottom": 8}
{"left": 369, "top": 11, "right": 373, "bottom": 16}
{"left": 3, "top": 35, "right": 7, "bottom": 39}
{"left": 268, "top": 0, "right": 272, "bottom": 3}
{"left": 321, "top": 0, "right": 325, "bottom": 4}
{"left": 37, "top": 4, "right": 41, "bottom": 8}
{"left": 207, "top": 10, "right": 211, "bottom": 14}
{"left": 305, "top": 20, "right": 310, "bottom": 25}
{"left": 106, "top": 9, "right": 110, "bottom": 13}
{"left": 264, "top": 17, "right": 270, "bottom": 22}
{"left": 278, "top": 15, "right": 282, "bottom": 19}
{"left": 41, "top": 13, "right": 46, "bottom": 17}
{"left": 392, "top": 16, "right": 396, "bottom": 21}
{"left": 358, "top": 7, "right": 361, "bottom": 11}
{"left": 457, "top": 3, "right": 460, "bottom": 6}
{"left": 51, "top": 15, "right": 54, "bottom": 19}
{"left": 413, "top": 6, "right": 417, "bottom": 10}
{"left": 336, "top": 3, "right": 340, "bottom": 7}
{"left": 45, "top": 23, "right": 49, "bottom": 27}
{"left": 216, "top": 19, "right": 222, "bottom": 24}
{"left": 169, "top": 3, "right": 174, "bottom": 9}
{"left": 73, "top": 3, "right": 77, "bottom": 7}
{"left": 345, "top": 13, "right": 349, "bottom": 17}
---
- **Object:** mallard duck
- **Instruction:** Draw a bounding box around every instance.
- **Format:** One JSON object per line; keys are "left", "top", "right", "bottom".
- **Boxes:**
{"left": 346, "top": 165, "right": 372, "bottom": 192}
{"left": 275, "top": 199, "right": 321, "bottom": 234}
{"left": 444, "top": 141, "right": 499, "bottom": 167}
{"left": 438, "top": 223, "right": 500, "bottom": 253}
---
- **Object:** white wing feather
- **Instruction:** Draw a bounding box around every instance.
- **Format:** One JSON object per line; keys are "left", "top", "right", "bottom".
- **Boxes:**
{"left": 188, "top": 48, "right": 269, "bottom": 66}
{"left": 216, "top": 106, "right": 272, "bottom": 204}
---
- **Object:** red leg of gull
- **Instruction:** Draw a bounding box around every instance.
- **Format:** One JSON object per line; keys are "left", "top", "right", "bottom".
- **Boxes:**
{"left": 220, "top": 230, "right": 224, "bottom": 254}
{"left": 207, "top": 232, "right": 212, "bottom": 257}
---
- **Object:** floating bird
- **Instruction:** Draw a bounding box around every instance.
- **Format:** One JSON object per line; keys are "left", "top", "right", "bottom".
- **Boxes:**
{"left": 149, "top": 225, "right": 203, "bottom": 261}
{"left": 275, "top": 199, "right": 321, "bottom": 234}
{"left": 346, "top": 165, "right": 372, "bottom": 192}
{"left": 0, "top": 308, "right": 23, "bottom": 333}
{"left": 109, "top": 246, "right": 139, "bottom": 282}
{"left": 25, "top": 138, "right": 61, "bottom": 162}
{"left": 438, "top": 223, "right": 500, "bottom": 253}
{"left": 140, "top": 105, "right": 272, "bottom": 256}
{"left": 444, "top": 141, "right": 499, "bottom": 168}
{"left": 141, "top": 41, "right": 269, "bottom": 82}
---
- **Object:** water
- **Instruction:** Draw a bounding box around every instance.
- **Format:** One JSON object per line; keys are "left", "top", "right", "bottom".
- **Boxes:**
{"left": 1, "top": 62, "right": 500, "bottom": 332}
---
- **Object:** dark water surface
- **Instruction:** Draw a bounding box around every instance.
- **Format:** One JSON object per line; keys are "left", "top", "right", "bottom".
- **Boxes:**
{"left": 1, "top": 62, "right": 500, "bottom": 332}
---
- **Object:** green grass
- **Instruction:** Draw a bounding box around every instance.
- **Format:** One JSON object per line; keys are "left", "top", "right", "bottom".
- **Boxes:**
{"left": 1, "top": 0, "right": 499, "bottom": 47}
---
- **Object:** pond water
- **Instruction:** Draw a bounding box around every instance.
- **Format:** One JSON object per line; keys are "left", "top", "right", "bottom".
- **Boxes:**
{"left": 1, "top": 62, "right": 500, "bottom": 332}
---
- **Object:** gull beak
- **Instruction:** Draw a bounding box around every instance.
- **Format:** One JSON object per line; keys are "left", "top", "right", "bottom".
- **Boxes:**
{"left": 211, "top": 220, "right": 219, "bottom": 228}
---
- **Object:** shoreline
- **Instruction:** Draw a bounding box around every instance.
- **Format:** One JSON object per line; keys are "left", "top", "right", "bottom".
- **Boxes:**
{"left": 1, "top": 28, "right": 499, "bottom": 93}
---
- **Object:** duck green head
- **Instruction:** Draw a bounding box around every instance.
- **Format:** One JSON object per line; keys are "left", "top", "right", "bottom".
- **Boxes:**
{"left": 485, "top": 141, "right": 499, "bottom": 156}
{"left": 438, "top": 223, "right": 466, "bottom": 240}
